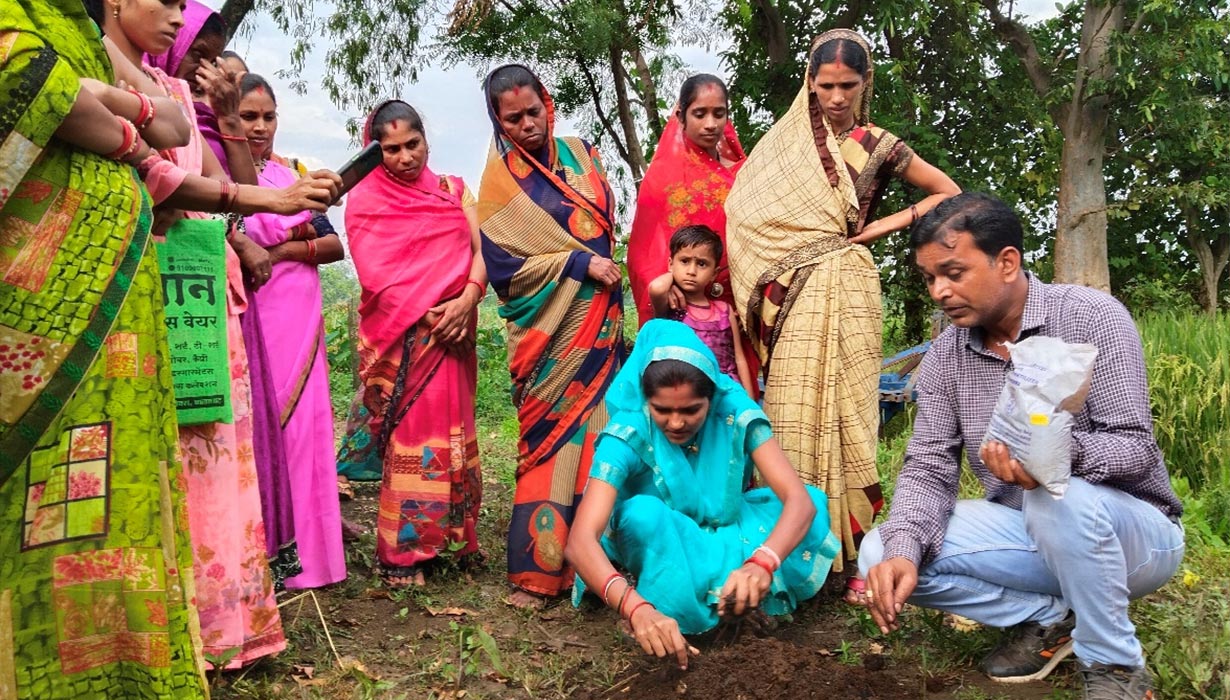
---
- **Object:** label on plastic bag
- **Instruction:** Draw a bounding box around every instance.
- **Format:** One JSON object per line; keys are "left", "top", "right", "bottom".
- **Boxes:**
{"left": 981, "top": 335, "right": 1098, "bottom": 498}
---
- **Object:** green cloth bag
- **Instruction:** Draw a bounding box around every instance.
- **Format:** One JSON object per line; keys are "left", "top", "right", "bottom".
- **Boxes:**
{"left": 154, "top": 218, "right": 233, "bottom": 424}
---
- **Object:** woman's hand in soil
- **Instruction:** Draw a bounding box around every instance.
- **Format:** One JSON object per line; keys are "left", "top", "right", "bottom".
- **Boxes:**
{"left": 631, "top": 607, "right": 698, "bottom": 670}
{"left": 717, "top": 562, "right": 772, "bottom": 618}
{"left": 864, "top": 557, "right": 918, "bottom": 635}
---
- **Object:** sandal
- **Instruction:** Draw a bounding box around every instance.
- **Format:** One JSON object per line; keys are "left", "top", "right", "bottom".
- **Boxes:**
{"left": 337, "top": 476, "right": 355, "bottom": 501}
{"left": 844, "top": 576, "right": 869, "bottom": 607}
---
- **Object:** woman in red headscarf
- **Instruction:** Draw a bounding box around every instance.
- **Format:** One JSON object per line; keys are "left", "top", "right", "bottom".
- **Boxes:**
{"left": 345, "top": 100, "right": 487, "bottom": 588}
{"left": 627, "top": 75, "right": 746, "bottom": 329}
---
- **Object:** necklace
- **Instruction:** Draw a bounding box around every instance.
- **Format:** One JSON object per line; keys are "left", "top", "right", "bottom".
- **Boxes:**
{"left": 254, "top": 157, "right": 267, "bottom": 171}
{"left": 835, "top": 124, "right": 857, "bottom": 145}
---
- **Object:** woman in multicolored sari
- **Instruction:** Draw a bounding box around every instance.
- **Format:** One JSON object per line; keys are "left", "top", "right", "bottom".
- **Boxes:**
{"left": 566, "top": 320, "right": 839, "bottom": 667}
{"left": 478, "top": 64, "right": 625, "bottom": 608}
{"left": 0, "top": 0, "right": 209, "bottom": 696}
{"left": 239, "top": 73, "right": 348, "bottom": 591}
{"left": 725, "top": 30, "right": 959, "bottom": 592}
{"left": 93, "top": 0, "right": 294, "bottom": 666}
{"left": 344, "top": 100, "right": 485, "bottom": 588}
{"left": 627, "top": 74, "right": 746, "bottom": 329}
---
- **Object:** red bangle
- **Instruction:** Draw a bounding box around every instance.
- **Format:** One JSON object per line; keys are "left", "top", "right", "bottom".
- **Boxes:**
{"left": 216, "top": 180, "right": 230, "bottom": 212}
{"left": 105, "top": 117, "right": 139, "bottom": 160}
{"left": 219, "top": 133, "right": 248, "bottom": 143}
{"left": 910, "top": 203, "right": 920, "bottom": 223}
{"left": 127, "top": 88, "right": 155, "bottom": 130}
{"left": 466, "top": 279, "right": 485, "bottom": 296}
{"left": 626, "top": 600, "right": 653, "bottom": 621}
{"left": 745, "top": 555, "right": 775, "bottom": 577}
{"left": 617, "top": 586, "right": 634, "bottom": 617}
{"left": 305, "top": 237, "right": 317, "bottom": 264}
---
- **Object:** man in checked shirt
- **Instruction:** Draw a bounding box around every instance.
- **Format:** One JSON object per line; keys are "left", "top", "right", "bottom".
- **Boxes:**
{"left": 858, "top": 193, "right": 1184, "bottom": 700}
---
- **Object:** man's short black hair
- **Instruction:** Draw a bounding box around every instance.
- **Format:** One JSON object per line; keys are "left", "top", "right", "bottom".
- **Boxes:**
{"left": 909, "top": 192, "right": 1024, "bottom": 259}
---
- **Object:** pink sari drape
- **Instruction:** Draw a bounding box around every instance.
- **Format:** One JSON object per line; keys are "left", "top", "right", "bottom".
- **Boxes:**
{"left": 144, "top": 66, "right": 285, "bottom": 666}
{"left": 346, "top": 148, "right": 482, "bottom": 571}
{"left": 244, "top": 161, "right": 346, "bottom": 589}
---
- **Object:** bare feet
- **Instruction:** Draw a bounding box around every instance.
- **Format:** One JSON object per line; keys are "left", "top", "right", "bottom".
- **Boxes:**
{"left": 383, "top": 570, "right": 426, "bottom": 588}
{"left": 506, "top": 589, "right": 547, "bottom": 609}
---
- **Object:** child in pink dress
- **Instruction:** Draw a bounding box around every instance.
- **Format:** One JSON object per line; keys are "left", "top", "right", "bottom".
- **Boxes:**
{"left": 648, "top": 225, "right": 757, "bottom": 396}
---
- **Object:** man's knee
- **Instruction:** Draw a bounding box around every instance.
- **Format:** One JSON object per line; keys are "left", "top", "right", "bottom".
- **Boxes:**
{"left": 1023, "top": 477, "right": 1102, "bottom": 546}
{"left": 857, "top": 528, "right": 886, "bottom": 578}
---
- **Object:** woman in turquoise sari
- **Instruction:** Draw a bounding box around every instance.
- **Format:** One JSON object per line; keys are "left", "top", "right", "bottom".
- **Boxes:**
{"left": 566, "top": 320, "right": 839, "bottom": 668}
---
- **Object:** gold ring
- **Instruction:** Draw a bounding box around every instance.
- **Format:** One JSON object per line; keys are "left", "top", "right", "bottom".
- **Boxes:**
{"left": 865, "top": 589, "right": 875, "bottom": 601}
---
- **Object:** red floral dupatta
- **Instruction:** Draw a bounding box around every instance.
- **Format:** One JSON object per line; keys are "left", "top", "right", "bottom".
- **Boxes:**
{"left": 627, "top": 115, "right": 745, "bottom": 328}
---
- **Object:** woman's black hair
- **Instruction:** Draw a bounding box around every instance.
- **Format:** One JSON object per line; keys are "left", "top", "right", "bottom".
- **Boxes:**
{"left": 485, "top": 65, "right": 544, "bottom": 114}
{"left": 677, "top": 74, "right": 728, "bottom": 114}
{"left": 238, "top": 73, "right": 276, "bottom": 104}
{"left": 83, "top": 0, "right": 104, "bottom": 26}
{"left": 808, "top": 38, "right": 870, "bottom": 81}
{"left": 200, "top": 14, "right": 227, "bottom": 39}
{"left": 668, "top": 224, "right": 723, "bottom": 262}
{"left": 909, "top": 192, "right": 1023, "bottom": 259}
{"left": 641, "top": 359, "right": 717, "bottom": 401}
{"left": 369, "top": 101, "right": 424, "bottom": 142}
{"left": 220, "top": 50, "right": 249, "bottom": 70}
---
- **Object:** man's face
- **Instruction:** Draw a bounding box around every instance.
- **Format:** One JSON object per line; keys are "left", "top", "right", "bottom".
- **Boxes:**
{"left": 915, "top": 230, "right": 1018, "bottom": 328}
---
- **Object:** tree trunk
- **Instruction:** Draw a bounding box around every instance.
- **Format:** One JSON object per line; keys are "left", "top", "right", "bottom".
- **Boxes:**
{"left": 631, "top": 48, "right": 663, "bottom": 143}
{"left": 219, "top": 0, "right": 257, "bottom": 39}
{"left": 1183, "top": 206, "right": 1230, "bottom": 315}
{"left": 609, "top": 44, "right": 648, "bottom": 180}
{"left": 1051, "top": 0, "right": 1122, "bottom": 290}
{"left": 1053, "top": 117, "right": 1111, "bottom": 290}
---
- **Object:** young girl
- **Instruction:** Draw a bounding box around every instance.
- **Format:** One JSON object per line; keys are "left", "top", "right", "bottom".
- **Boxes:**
{"left": 648, "top": 225, "right": 756, "bottom": 397}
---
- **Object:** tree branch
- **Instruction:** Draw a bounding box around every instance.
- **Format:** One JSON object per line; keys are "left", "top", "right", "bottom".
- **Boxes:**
{"left": 219, "top": 0, "right": 258, "bottom": 39}
{"left": 608, "top": 44, "right": 648, "bottom": 178}
{"left": 750, "top": 0, "right": 790, "bottom": 66}
{"left": 574, "top": 56, "right": 634, "bottom": 168}
{"left": 630, "top": 47, "right": 663, "bottom": 142}
{"left": 980, "top": 0, "right": 1053, "bottom": 98}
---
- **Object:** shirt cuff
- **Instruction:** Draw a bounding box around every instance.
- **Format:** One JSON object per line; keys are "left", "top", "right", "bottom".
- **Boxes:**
{"left": 881, "top": 535, "right": 924, "bottom": 568}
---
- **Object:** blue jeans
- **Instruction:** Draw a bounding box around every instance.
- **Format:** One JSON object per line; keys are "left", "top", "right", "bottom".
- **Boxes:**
{"left": 859, "top": 478, "right": 1185, "bottom": 668}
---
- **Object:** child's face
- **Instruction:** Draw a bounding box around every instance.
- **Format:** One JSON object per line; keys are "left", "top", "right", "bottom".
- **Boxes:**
{"left": 669, "top": 244, "right": 718, "bottom": 295}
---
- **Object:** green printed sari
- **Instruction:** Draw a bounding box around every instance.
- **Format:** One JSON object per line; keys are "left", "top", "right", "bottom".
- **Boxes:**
{"left": 0, "top": 1, "right": 208, "bottom": 697}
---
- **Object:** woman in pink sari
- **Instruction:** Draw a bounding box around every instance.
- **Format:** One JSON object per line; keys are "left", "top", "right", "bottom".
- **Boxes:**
{"left": 344, "top": 100, "right": 486, "bottom": 587}
{"left": 627, "top": 75, "right": 746, "bottom": 329}
{"left": 239, "top": 73, "right": 348, "bottom": 590}
{"left": 93, "top": 1, "right": 288, "bottom": 667}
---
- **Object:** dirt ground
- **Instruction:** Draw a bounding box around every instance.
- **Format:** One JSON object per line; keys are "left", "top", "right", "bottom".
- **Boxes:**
{"left": 218, "top": 479, "right": 1071, "bottom": 699}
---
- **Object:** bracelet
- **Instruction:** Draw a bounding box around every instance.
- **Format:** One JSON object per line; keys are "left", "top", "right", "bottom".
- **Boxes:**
{"left": 600, "top": 573, "right": 625, "bottom": 605}
{"left": 305, "top": 237, "right": 317, "bottom": 264}
{"left": 219, "top": 133, "right": 248, "bottom": 143}
{"left": 228, "top": 182, "right": 240, "bottom": 212}
{"left": 465, "top": 279, "right": 485, "bottom": 296}
{"left": 616, "top": 584, "right": 633, "bottom": 617}
{"left": 745, "top": 555, "right": 775, "bottom": 577}
{"left": 626, "top": 600, "right": 653, "bottom": 621}
{"left": 754, "top": 544, "right": 782, "bottom": 570}
{"left": 127, "top": 88, "right": 155, "bottom": 130}
{"left": 910, "top": 203, "right": 920, "bottom": 223}
{"left": 105, "top": 117, "right": 140, "bottom": 160}
{"left": 216, "top": 180, "right": 232, "bottom": 213}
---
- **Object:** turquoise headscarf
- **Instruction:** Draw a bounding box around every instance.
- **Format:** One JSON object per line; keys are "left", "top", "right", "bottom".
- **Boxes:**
{"left": 598, "top": 319, "right": 769, "bottom": 528}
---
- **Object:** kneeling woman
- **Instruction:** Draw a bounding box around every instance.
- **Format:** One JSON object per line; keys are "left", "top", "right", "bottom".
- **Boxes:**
{"left": 566, "top": 320, "right": 839, "bottom": 667}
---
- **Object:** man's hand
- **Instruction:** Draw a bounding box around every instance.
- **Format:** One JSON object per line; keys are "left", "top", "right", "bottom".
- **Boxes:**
{"left": 980, "top": 441, "right": 1039, "bottom": 490}
{"left": 864, "top": 557, "right": 918, "bottom": 634}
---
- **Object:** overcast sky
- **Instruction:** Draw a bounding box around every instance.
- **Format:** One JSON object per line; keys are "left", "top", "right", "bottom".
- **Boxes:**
{"left": 208, "top": 0, "right": 1057, "bottom": 236}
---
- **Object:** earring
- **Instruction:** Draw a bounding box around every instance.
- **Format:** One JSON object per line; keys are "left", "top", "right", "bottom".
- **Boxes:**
{"left": 112, "top": 3, "right": 120, "bottom": 18}
{"left": 709, "top": 281, "right": 723, "bottom": 299}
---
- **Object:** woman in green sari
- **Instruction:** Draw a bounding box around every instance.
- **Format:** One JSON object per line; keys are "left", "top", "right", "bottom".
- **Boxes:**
{"left": 0, "top": 1, "right": 209, "bottom": 697}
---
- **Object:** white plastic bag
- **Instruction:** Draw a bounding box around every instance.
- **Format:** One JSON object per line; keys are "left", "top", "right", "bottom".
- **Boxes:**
{"left": 981, "top": 335, "right": 1098, "bottom": 498}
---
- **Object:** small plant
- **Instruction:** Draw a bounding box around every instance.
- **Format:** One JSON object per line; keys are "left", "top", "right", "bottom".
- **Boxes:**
{"left": 435, "top": 621, "right": 508, "bottom": 691}
{"left": 836, "top": 639, "right": 861, "bottom": 666}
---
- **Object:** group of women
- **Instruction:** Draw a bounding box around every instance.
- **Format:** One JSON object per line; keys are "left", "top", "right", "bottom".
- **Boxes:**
{"left": 339, "top": 30, "right": 959, "bottom": 669}
{"left": 3, "top": 0, "right": 348, "bottom": 695}
{"left": 1, "top": 0, "right": 959, "bottom": 691}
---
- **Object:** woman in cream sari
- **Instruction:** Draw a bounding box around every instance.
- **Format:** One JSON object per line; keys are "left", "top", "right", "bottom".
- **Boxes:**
{"left": 725, "top": 29, "right": 958, "bottom": 588}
